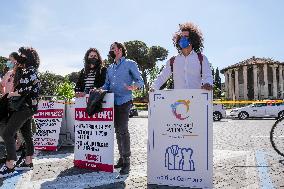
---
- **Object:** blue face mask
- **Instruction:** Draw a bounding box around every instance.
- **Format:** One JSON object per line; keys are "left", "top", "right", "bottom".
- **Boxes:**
{"left": 179, "top": 36, "right": 191, "bottom": 49}
{"left": 5, "top": 61, "right": 14, "bottom": 69}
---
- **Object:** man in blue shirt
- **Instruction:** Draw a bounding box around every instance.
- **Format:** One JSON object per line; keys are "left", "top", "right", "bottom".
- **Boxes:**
{"left": 102, "top": 42, "right": 144, "bottom": 175}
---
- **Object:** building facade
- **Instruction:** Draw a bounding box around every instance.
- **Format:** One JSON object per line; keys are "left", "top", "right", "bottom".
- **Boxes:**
{"left": 221, "top": 56, "right": 284, "bottom": 100}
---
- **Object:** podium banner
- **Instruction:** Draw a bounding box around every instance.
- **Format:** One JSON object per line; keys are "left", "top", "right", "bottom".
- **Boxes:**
{"left": 33, "top": 100, "right": 65, "bottom": 151}
{"left": 74, "top": 93, "right": 114, "bottom": 172}
{"left": 148, "top": 89, "right": 213, "bottom": 188}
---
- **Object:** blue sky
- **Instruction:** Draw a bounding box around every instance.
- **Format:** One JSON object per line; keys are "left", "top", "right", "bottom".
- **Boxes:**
{"left": 1, "top": 0, "right": 284, "bottom": 81}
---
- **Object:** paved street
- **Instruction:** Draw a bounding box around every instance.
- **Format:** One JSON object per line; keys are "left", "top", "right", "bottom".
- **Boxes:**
{"left": 0, "top": 113, "right": 284, "bottom": 188}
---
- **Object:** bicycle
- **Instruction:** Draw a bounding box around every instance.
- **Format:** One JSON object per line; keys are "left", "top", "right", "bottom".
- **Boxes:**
{"left": 270, "top": 116, "right": 284, "bottom": 163}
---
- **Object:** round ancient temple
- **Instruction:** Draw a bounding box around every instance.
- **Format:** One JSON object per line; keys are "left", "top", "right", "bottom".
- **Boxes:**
{"left": 221, "top": 56, "right": 284, "bottom": 100}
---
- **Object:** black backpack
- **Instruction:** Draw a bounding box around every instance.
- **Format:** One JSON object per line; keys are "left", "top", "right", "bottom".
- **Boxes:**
{"left": 159, "top": 53, "right": 204, "bottom": 89}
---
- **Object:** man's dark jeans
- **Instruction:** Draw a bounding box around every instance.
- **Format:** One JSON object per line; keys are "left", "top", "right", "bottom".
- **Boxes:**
{"left": 114, "top": 101, "right": 132, "bottom": 160}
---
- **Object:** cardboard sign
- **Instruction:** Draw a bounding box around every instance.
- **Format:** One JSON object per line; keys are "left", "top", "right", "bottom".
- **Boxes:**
{"left": 148, "top": 89, "right": 213, "bottom": 188}
{"left": 33, "top": 100, "right": 65, "bottom": 151}
{"left": 74, "top": 93, "right": 114, "bottom": 173}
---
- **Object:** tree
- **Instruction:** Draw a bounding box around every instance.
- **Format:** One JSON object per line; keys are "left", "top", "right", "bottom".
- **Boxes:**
{"left": 66, "top": 71, "right": 80, "bottom": 84}
{"left": 55, "top": 80, "right": 75, "bottom": 102}
{"left": 39, "top": 71, "right": 65, "bottom": 96}
{"left": 124, "top": 40, "right": 168, "bottom": 93}
{"left": 214, "top": 67, "right": 222, "bottom": 98}
{"left": 0, "top": 56, "right": 8, "bottom": 77}
{"left": 104, "top": 59, "right": 112, "bottom": 68}
{"left": 148, "top": 65, "right": 160, "bottom": 87}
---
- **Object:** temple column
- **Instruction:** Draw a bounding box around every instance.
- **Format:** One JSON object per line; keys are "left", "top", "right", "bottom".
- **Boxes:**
{"left": 253, "top": 65, "right": 258, "bottom": 99}
{"left": 263, "top": 64, "right": 268, "bottom": 99}
{"left": 228, "top": 69, "right": 233, "bottom": 100}
{"left": 279, "top": 65, "right": 283, "bottom": 98}
{"left": 234, "top": 68, "right": 239, "bottom": 100}
{"left": 271, "top": 65, "right": 278, "bottom": 98}
{"left": 243, "top": 66, "right": 248, "bottom": 100}
{"left": 224, "top": 71, "right": 229, "bottom": 99}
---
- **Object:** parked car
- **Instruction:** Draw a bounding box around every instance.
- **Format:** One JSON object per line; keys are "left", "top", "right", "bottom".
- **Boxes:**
{"left": 213, "top": 104, "right": 226, "bottom": 121}
{"left": 129, "top": 106, "right": 138, "bottom": 118}
{"left": 229, "top": 102, "right": 284, "bottom": 119}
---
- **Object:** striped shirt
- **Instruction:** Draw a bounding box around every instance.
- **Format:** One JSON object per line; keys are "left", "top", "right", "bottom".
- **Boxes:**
{"left": 84, "top": 70, "right": 96, "bottom": 93}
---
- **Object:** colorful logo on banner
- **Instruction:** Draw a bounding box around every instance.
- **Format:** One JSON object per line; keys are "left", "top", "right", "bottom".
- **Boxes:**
{"left": 171, "top": 100, "right": 190, "bottom": 120}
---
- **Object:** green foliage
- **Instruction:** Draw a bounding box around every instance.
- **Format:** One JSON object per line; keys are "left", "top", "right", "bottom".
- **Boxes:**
{"left": 55, "top": 80, "right": 75, "bottom": 102}
{"left": 133, "top": 89, "right": 145, "bottom": 99}
{"left": 148, "top": 65, "right": 160, "bottom": 87}
{"left": 39, "top": 71, "right": 65, "bottom": 96}
{"left": 213, "top": 67, "right": 222, "bottom": 99}
{"left": 0, "top": 56, "right": 8, "bottom": 76}
{"left": 104, "top": 58, "right": 112, "bottom": 67}
{"left": 66, "top": 71, "right": 80, "bottom": 84}
{"left": 124, "top": 40, "right": 168, "bottom": 93}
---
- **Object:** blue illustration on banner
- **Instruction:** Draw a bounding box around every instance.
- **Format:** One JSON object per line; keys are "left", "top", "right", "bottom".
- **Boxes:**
{"left": 165, "top": 145, "right": 195, "bottom": 171}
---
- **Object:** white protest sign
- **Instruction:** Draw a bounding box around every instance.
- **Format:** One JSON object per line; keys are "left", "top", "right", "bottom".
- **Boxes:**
{"left": 148, "top": 89, "right": 213, "bottom": 188}
{"left": 33, "top": 100, "right": 65, "bottom": 151}
{"left": 74, "top": 93, "right": 114, "bottom": 172}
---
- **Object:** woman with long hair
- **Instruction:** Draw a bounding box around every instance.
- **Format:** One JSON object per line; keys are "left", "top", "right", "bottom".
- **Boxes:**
{"left": 0, "top": 47, "right": 41, "bottom": 178}
{"left": 0, "top": 52, "right": 26, "bottom": 164}
{"left": 75, "top": 48, "right": 107, "bottom": 97}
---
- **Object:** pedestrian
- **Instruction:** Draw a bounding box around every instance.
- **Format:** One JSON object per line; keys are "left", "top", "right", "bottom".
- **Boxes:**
{"left": 0, "top": 52, "right": 26, "bottom": 165}
{"left": 151, "top": 22, "right": 213, "bottom": 91}
{"left": 0, "top": 47, "right": 41, "bottom": 178}
{"left": 0, "top": 52, "right": 19, "bottom": 95}
{"left": 102, "top": 42, "right": 144, "bottom": 175}
{"left": 75, "top": 48, "right": 107, "bottom": 97}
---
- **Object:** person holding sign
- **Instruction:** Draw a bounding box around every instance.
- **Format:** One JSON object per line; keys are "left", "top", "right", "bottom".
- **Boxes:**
{"left": 0, "top": 47, "right": 41, "bottom": 178}
{"left": 75, "top": 48, "right": 107, "bottom": 97}
{"left": 151, "top": 22, "right": 213, "bottom": 91}
{"left": 102, "top": 42, "right": 144, "bottom": 175}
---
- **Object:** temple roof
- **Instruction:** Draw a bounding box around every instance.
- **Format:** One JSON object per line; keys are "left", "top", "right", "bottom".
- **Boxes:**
{"left": 220, "top": 56, "right": 284, "bottom": 74}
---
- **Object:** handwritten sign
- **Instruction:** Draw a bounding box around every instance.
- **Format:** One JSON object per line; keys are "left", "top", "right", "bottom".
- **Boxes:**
{"left": 74, "top": 93, "right": 114, "bottom": 173}
{"left": 33, "top": 101, "right": 65, "bottom": 151}
{"left": 148, "top": 89, "right": 213, "bottom": 188}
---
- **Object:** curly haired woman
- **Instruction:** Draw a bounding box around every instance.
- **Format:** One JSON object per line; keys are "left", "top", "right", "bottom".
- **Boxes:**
{"left": 151, "top": 22, "right": 213, "bottom": 91}
{"left": 0, "top": 47, "right": 41, "bottom": 178}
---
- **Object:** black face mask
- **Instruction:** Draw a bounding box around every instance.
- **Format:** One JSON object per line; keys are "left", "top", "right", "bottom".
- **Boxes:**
{"left": 87, "top": 58, "right": 100, "bottom": 67}
{"left": 109, "top": 51, "right": 116, "bottom": 59}
{"left": 17, "top": 56, "right": 27, "bottom": 65}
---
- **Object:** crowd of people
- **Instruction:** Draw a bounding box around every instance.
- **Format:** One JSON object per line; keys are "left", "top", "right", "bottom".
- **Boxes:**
{"left": 0, "top": 22, "right": 213, "bottom": 178}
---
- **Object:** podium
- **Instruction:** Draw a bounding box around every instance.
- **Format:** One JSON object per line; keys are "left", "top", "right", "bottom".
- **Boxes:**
{"left": 148, "top": 89, "right": 213, "bottom": 188}
{"left": 33, "top": 100, "right": 65, "bottom": 151}
{"left": 74, "top": 93, "right": 114, "bottom": 172}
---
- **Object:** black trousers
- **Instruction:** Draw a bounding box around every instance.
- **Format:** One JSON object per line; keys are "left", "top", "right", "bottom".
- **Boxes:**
{"left": 1, "top": 107, "right": 34, "bottom": 161}
{"left": 114, "top": 101, "right": 132, "bottom": 159}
